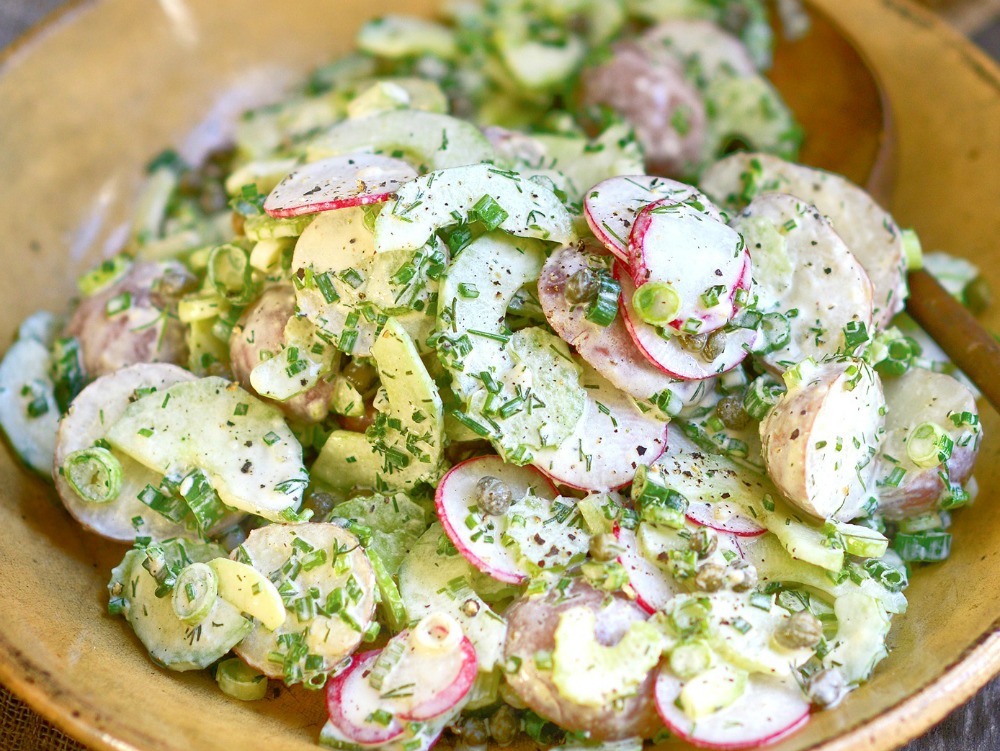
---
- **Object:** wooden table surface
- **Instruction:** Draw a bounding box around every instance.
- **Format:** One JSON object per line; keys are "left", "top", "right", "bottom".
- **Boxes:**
{"left": 1, "top": 2, "right": 999, "bottom": 751}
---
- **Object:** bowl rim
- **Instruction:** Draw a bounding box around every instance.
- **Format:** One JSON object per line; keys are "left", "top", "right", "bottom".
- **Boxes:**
{"left": 1, "top": 1, "right": 999, "bottom": 750}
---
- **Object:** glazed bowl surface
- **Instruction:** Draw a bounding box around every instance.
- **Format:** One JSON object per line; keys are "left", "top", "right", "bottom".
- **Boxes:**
{"left": 0, "top": 2, "right": 998, "bottom": 750}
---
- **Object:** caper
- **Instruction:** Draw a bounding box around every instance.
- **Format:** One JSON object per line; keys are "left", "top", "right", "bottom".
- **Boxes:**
{"left": 725, "top": 559, "right": 758, "bottom": 592}
{"left": 679, "top": 333, "right": 708, "bottom": 352}
{"left": 565, "top": 268, "right": 599, "bottom": 305}
{"left": 476, "top": 476, "right": 513, "bottom": 516}
{"left": 807, "top": 667, "right": 847, "bottom": 708}
{"left": 688, "top": 527, "right": 718, "bottom": 558}
{"left": 702, "top": 329, "right": 727, "bottom": 361}
{"left": 457, "top": 716, "right": 489, "bottom": 747}
{"left": 342, "top": 359, "right": 378, "bottom": 396}
{"left": 589, "top": 532, "right": 622, "bottom": 562}
{"left": 964, "top": 275, "right": 992, "bottom": 315}
{"left": 488, "top": 705, "right": 519, "bottom": 746}
{"left": 716, "top": 394, "right": 750, "bottom": 430}
{"left": 694, "top": 562, "right": 727, "bottom": 592}
{"left": 774, "top": 611, "right": 823, "bottom": 649}
{"left": 304, "top": 490, "right": 338, "bottom": 520}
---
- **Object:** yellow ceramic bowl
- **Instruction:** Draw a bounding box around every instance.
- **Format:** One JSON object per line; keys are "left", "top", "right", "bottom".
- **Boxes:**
{"left": 0, "top": 2, "right": 998, "bottom": 750}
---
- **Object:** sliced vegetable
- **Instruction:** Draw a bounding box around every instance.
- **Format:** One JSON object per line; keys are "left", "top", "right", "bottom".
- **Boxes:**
{"left": 264, "top": 154, "right": 417, "bottom": 217}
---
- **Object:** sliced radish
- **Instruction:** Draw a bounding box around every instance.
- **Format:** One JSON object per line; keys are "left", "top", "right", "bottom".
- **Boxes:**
{"left": 387, "top": 617, "right": 478, "bottom": 721}
{"left": 326, "top": 651, "right": 407, "bottom": 745}
{"left": 654, "top": 667, "right": 811, "bottom": 750}
{"left": 617, "top": 264, "right": 754, "bottom": 380}
{"left": 436, "top": 456, "right": 558, "bottom": 584}
{"left": 627, "top": 198, "right": 747, "bottom": 334}
{"left": 538, "top": 242, "right": 712, "bottom": 413}
{"left": 656, "top": 427, "right": 767, "bottom": 537}
{"left": 264, "top": 154, "right": 417, "bottom": 217}
{"left": 326, "top": 618, "right": 478, "bottom": 741}
{"left": 531, "top": 363, "right": 668, "bottom": 491}
{"left": 584, "top": 175, "right": 721, "bottom": 261}
{"left": 686, "top": 501, "right": 765, "bottom": 537}
{"left": 616, "top": 526, "right": 683, "bottom": 614}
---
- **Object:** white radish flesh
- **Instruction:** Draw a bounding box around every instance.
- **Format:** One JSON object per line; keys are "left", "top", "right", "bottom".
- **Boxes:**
{"left": 628, "top": 198, "right": 748, "bottom": 334}
{"left": 436, "top": 456, "right": 557, "bottom": 584}
{"left": 537, "top": 242, "right": 710, "bottom": 414}
{"left": 617, "top": 264, "right": 755, "bottom": 380}
{"left": 654, "top": 667, "right": 810, "bottom": 750}
{"left": 530, "top": 363, "right": 668, "bottom": 491}
{"left": 584, "top": 175, "right": 721, "bottom": 261}
{"left": 656, "top": 427, "right": 766, "bottom": 536}
{"left": 375, "top": 617, "right": 478, "bottom": 721}
{"left": 264, "top": 154, "right": 417, "bottom": 217}
{"left": 616, "top": 526, "right": 683, "bottom": 613}
{"left": 326, "top": 651, "right": 407, "bottom": 744}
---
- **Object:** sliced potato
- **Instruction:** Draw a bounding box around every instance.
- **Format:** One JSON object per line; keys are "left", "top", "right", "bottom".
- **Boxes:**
{"left": 730, "top": 193, "right": 874, "bottom": 372}
{"left": 53, "top": 363, "right": 206, "bottom": 541}
{"left": 875, "top": 368, "right": 980, "bottom": 519}
{"left": 233, "top": 523, "right": 377, "bottom": 684}
{"left": 503, "top": 580, "right": 662, "bottom": 741}
{"left": 701, "top": 152, "right": 906, "bottom": 328}
{"left": 760, "top": 359, "right": 885, "bottom": 521}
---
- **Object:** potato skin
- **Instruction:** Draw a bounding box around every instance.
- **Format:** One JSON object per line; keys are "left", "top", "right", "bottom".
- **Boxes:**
{"left": 876, "top": 369, "right": 980, "bottom": 520}
{"left": 66, "top": 260, "right": 194, "bottom": 376}
{"left": 580, "top": 43, "right": 705, "bottom": 177}
{"left": 760, "top": 359, "right": 885, "bottom": 522}
{"left": 228, "top": 283, "right": 335, "bottom": 423}
{"left": 503, "top": 580, "right": 662, "bottom": 741}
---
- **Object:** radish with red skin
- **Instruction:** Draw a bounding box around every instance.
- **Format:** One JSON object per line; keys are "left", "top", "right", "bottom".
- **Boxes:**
{"left": 264, "top": 154, "right": 417, "bottom": 217}
{"left": 654, "top": 667, "right": 811, "bottom": 750}
{"left": 686, "top": 501, "right": 766, "bottom": 537}
{"left": 325, "top": 619, "right": 478, "bottom": 741}
{"left": 538, "top": 241, "right": 712, "bottom": 414}
{"left": 325, "top": 651, "right": 407, "bottom": 745}
{"left": 616, "top": 526, "right": 683, "bottom": 614}
{"left": 436, "top": 456, "right": 558, "bottom": 584}
{"left": 627, "top": 198, "right": 748, "bottom": 334}
{"left": 391, "top": 622, "right": 478, "bottom": 721}
{"left": 617, "top": 525, "right": 745, "bottom": 613}
{"left": 530, "top": 362, "right": 668, "bottom": 491}
{"left": 617, "top": 263, "right": 755, "bottom": 380}
{"left": 656, "top": 427, "right": 766, "bottom": 536}
{"left": 584, "top": 175, "right": 722, "bottom": 261}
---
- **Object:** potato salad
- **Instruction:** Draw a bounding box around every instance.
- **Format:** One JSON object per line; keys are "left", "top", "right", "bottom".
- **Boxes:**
{"left": 0, "top": 0, "right": 985, "bottom": 749}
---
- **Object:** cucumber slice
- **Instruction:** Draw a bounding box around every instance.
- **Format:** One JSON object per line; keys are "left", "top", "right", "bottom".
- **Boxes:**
{"left": 398, "top": 523, "right": 507, "bottom": 672}
{"left": 466, "top": 327, "right": 586, "bottom": 464}
{"left": 312, "top": 318, "right": 443, "bottom": 492}
{"left": 357, "top": 16, "right": 457, "bottom": 60}
{"left": 375, "top": 164, "right": 575, "bottom": 253}
{"left": 109, "top": 539, "right": 253, "bottom": 672}
{"left": 305, "top": 110, "right": 494, "bottom": 172}
{"left": 435, "top": 232, "right": 546, "bottom": 398}
{"left": 743, "top": 533, "right": 907, "bottom": 615}
{"left": 106, "top": 376, "right": 307, "bottom": 522}
{"left": 0, "top": 336, "right": 59, "bottom": 476}
{"left": 824, "top": 591, "right": 890, "bottom": 684}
